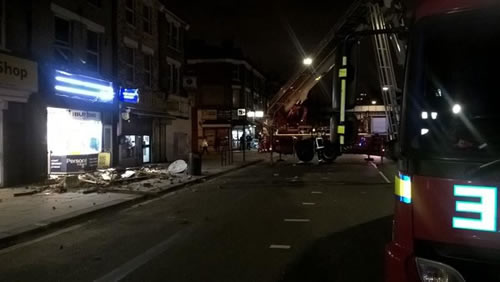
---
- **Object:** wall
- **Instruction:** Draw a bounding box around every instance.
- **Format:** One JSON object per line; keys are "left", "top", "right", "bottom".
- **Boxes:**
{"left": 166, "top": 118, "right": 191, "bottom": 161}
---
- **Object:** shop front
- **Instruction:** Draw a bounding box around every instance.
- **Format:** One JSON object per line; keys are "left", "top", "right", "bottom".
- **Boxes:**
{"left": 47, "top": 108, "right": 104, "bottom": 173}
{"left": 0, "top": 53, "right": 39, "bottom": 186}
{"left": 118, "top": 112, "right": 153, "bottom": 167}
{"left": 47, "top": 69, "right": 115, "bottom": 175}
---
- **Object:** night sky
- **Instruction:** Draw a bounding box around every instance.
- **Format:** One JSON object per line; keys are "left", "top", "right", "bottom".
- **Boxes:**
{"left": 165, "top": 0, "right": 353, "bottom": 81}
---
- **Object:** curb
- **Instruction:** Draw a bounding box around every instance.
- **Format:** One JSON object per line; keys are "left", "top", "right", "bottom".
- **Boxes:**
{"left": 0, "top": 159, "right": 264, "bottom": 249}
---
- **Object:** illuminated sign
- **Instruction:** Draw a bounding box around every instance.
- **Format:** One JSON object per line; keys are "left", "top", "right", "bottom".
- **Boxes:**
{"left": 119, "top": 88, "right": 139, "bottom": 104}
{"left": 395, "top": 173, "right": 411, "bottom": 204}
{"left": 453, "top": 185, "right": 497, "bottom": 232}
{"left": 54, "top": 70, "right": 114, "bottom": 103}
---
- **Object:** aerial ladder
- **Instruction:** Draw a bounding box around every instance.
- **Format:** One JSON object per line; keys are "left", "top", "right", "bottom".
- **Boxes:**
{"left": 266, "top": 0, "right": 407, "bottom": 162}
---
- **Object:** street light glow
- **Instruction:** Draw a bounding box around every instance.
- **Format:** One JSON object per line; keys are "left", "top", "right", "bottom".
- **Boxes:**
{"left": 382, "top": 86, "right": 389, "bottom": 91}
{"left": 453, "top": 104, "right": 462, "bottom": 114}
{"left": 303, "top": 57, "right": 313, "bottom": 66}
{"left": 371, "top": 100, "right": 377, "bottom": 105}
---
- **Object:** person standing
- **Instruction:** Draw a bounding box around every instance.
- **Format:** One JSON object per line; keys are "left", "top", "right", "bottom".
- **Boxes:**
{"left": 201, "top": 137, "right": 209, "bottom": 155}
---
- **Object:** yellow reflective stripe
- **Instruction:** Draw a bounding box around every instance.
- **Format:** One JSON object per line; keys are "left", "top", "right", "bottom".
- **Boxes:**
{"left": 394, "top": 175, "right": 403, "bottom": 197}
{"left": 337, "top": 125, "right": 345, "bottom": 134}
{"left": 395, "top": 174, "right": 412, "bottom": 201}
{"left": 342, "top": 56, "right": 347, "bottom": 66}
{"left": 340, "top": 135, "right": 345, "bottom": 145}
{"left": 340, "top": 80, "right": 346, "bottom": 122}
{"left": 339, "top": 68, "right": 347, "bottom": 78}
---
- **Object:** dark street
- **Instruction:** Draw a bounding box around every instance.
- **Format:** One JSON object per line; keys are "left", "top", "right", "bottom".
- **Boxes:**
{"left": 0, "top": 155, "right": 394, "bottom": 282}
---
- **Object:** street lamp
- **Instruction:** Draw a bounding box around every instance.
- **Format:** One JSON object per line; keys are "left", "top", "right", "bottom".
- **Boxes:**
{"left": 371, "top": 100, "right": 377, "bottom": 105}
{"left": 303, "top": 57, "right": 313, "bottom": 66}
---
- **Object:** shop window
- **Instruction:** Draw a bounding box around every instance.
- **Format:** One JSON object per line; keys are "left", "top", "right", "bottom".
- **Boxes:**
{"left": 123, "top": 135, "right": 136, "bottom": 158}
{"left": 142, "top": 4, "right": 152, "bottom": 34}
{"left": 144, "top": 54, "right": 152, "bottom": 88}
{"left": 103, "top": 125, "right": 112, "bottom": 153}
{"left": 54, "top": 16, "right": 72, "bottom": 65}
{"left": 86, "top": 30, "right": 100, "bottom": 72}
{"left": 143, "top": 135, "right": 151, "bottom": 163}
{"left": 47, "top": 108, "right": 102, "bottom": 156}
{"left": 125, "top": 47, "right": 135, "bottom": 83}
{"left": 125, "top": 0, "right": 135, "bottom": 26}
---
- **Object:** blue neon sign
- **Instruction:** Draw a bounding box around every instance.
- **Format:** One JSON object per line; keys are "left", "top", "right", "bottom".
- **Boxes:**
{"left": 452, "top": 185, "right": 498, "bottom": 232}
{"left": 54, "top": 70, "right": 115, "bottom": 103}
{"left": 119, "top": 88, "right": 139, "bottom": 104}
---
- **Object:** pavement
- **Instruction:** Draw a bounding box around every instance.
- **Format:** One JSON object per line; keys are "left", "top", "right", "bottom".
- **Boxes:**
{"left": 0, "top": 153, "right": 397, "bottom": 282}
{"left": 0, "top": 151, "right": 265, "bottom": 248}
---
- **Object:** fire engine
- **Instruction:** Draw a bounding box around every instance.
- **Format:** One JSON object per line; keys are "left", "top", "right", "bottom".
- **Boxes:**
{"left": 386, "top": 0, "right": 500, "bottom": 281}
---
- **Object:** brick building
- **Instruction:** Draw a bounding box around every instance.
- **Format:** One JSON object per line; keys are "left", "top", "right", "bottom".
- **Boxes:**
{"left": 186, "top": 42, "right": 266, "bottom": 152}
{"left": 0, "top": 0, "right": 116, "bottom": 186}
{"left": 114, "top": 0, "right": 190, "bottom": 166}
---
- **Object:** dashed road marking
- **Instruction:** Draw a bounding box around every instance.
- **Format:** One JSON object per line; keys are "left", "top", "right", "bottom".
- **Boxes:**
{"left": 311, "top": 191, "right": 323, "bottom": 194}
{"left": 370, "top": 162, "right": 391, "bottom": 184}
{"left": 302, "top": 202, "right": 316, "bottom": 206}
{"left": 284, "top": 219, "right": 310, "bottom": 222}
{"left": 269, "top": 244, "right": 291, "bottom": 249}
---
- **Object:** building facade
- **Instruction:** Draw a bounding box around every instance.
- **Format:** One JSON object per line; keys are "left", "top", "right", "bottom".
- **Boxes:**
{"left": 114, "top": 0, "right": 190, "bottom": 166}
{"left": 186, "top": 44, "right": 266, "bottom": 152}
{"left": 158, "top": 7, "right": 191, "bottom": 161}
{"left": 0, "top": 0, "right": 116, "bottom": 186}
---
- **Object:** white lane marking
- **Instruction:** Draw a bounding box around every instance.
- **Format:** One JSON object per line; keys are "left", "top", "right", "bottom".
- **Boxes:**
{"left": 94, "top": 227, "right": 193, "bottom": 282}
{"left": 302, "top": 202, "right": 316, "bottom": 206}
{"left": 284, "top": 219, "right": 310, "bottom": 222}
{"left": 269, "top": 244, "right": 291, "bottom": 249}
{"left": 0, "top": 223, "right": 87, "bottom": 255}
{"left": 311, "top": 191, "right": 323, "bottom": 194}
{"left": 370, "top": 162, "right": 391, "bottom": 184}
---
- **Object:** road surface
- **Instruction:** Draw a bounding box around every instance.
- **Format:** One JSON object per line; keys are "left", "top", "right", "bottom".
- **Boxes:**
{"left": 0, "top": 154, "right": 395, "bottom": 282}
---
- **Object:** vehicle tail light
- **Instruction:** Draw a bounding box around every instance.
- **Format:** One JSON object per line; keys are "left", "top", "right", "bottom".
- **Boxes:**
{"left": 416, "top": 258, "right": 465, "bottom": 282}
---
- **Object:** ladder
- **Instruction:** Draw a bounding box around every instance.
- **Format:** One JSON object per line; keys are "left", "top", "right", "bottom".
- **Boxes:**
{"left": 368, "top": 3, "right": 401, "bottom": 141}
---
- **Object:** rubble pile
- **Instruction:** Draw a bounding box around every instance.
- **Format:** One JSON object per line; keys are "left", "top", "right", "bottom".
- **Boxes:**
{"left": 8, "top": 160, "right": 191, "bottom": 196}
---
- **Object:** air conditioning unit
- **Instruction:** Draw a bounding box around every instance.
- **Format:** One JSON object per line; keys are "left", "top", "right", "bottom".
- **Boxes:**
{"left": 183, "top": 76, "right": 197, "bottom": 89}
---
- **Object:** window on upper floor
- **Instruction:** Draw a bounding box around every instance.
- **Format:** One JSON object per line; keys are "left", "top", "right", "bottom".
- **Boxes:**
{"left": 232, "top": 65, "right": 241, "bottom": 81}
{"left": 125, "top": 0, "right": 135, "bottom": 26}
{"left": 232, "top": 89, "right": 241, "bottom": 108}
{"left": 0, "top": 0, "right": 5, "bottom": 49}
{"left": 88, "top": 0, "right": 101, "bottom": 7}
{"left": 167, "top": 21, "right": 180, "bottom": 50}
{"left": 144, "top": 54, "right": 152, "bottom": 88}
{"left": 54, "top": 16, "right": 72, "bottom": 65}
{"left": 125, "top": 47, "right": 135, "bottom": 83}
{"left": 166, "top": 61, "right": 180, "bottom": 94}
{"left": 142, "top": 5, "right": 152, "bottom": 34}
{"left": 86, "top": 30, "right": 100, "bottom": 73}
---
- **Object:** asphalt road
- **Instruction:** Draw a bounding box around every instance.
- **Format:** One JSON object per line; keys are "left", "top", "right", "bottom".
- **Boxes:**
{"left": 0, "top": 154, "right": 395, "bottom": 282}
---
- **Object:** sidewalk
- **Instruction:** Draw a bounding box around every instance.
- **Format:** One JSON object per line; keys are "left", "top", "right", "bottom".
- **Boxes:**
{"left": 0, "top": 151, "right": 265, "bottom": 247}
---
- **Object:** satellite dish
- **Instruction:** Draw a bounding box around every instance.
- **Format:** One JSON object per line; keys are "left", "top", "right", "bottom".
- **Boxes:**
{"left": 121, "top": 108, "right": 131, "bottom": 121}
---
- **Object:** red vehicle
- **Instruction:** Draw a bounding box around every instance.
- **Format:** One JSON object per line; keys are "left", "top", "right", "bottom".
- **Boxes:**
{"left": 385, "top": 0, "right": 500, "bottom": 281}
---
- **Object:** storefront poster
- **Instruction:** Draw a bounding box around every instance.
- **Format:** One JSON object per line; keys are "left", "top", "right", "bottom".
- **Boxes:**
{"left": 50, "top": 154, "right": 99, "bottom": 174}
